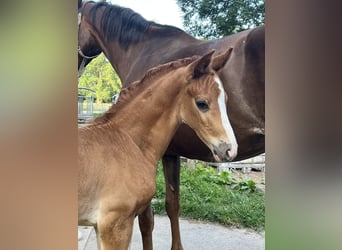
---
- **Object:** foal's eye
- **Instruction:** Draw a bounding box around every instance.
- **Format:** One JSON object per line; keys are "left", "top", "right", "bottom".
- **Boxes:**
{"left": 196, "top": 99, "right": 209, "bottom": 111}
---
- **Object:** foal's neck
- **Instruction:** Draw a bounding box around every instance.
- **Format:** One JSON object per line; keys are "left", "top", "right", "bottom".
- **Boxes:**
{"left": 111, "top": 74, "right": 184, "bottom": 165}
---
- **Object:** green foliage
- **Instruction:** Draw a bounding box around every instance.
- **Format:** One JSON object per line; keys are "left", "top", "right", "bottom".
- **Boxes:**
{"left": 190, "top": 163, "right": 237, "bottom": 186}
{"left": 232, "top": 177, "right": 257, "bottom": 192}
{"left": 78, "top": 53, "right": 121, "bottom": 103}
{"left": 152, "top": 161, "right": 265, "bottom": 230}
{"left": 177, "top": 0, "right": 265, "bottom": 38}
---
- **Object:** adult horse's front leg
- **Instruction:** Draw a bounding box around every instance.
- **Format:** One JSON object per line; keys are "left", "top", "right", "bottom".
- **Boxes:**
{"left": 162, "top": 155, "right": 183, "bottom": 250}
{"left": 138, "top": 203, "right": 154, "bottom": 250}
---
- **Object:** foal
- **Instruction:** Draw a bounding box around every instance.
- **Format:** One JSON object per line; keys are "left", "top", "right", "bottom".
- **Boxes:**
{"left": 78, "top": 49, "right": 237, "bottom": 249}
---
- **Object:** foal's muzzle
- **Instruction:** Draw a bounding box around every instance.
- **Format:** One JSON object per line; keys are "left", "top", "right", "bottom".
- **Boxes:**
{"left": 212, "top": 142, "right": 237, "bottom": 162}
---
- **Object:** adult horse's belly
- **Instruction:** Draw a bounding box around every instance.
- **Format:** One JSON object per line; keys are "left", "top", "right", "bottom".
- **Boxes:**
{"left": 165, "top": 124, "right": 264, "bottom": 162}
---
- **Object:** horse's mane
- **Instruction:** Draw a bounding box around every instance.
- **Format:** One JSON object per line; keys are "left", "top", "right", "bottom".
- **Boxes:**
{"left": 89, "top": 2, "right": 184, "bottom": 50}
{"left": 93, "top": 55, "right": 199, "bottom": 125}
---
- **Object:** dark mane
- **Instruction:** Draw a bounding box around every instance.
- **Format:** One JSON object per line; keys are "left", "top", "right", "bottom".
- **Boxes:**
{"left": 93, "top": 56, "right": 199, "bottom": 124}
{"left": 89, "top": 2, "right": 184, "bottom": 50}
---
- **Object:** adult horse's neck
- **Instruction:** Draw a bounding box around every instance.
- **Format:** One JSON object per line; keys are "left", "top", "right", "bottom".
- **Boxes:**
{"left": 117, "top": 29, "right": 198, "bottom": 85}
{"left": 82, "top": 2, "right": 200, "bottom": 85}
{"left": 104, "top": 29, "right": 197, "bottom": 86}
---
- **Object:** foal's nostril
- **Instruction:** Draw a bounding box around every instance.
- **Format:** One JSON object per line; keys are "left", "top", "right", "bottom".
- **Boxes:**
{"left": 226, "top": 144, "right": 234, "bottom": 159}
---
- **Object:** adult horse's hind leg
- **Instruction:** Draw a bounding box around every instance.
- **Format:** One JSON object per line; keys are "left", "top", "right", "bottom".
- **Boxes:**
{"left": 162, "top": 155, "right": 183, "bottom": 250}
{"left": 138, "top": 203, "right": 154, "bottom": 250}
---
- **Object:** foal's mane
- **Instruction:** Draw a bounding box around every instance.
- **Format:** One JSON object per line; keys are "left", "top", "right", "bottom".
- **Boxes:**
{"left": 89, "top": 2, "right": 184, "bottom": 50}
{"left": 93, "top": 56, "right": 199, "bottom": 125}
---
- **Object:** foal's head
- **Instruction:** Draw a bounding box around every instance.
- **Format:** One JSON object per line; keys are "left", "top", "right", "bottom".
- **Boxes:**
{"left": 179, "top": 49, "right": 238, "bottom": 161}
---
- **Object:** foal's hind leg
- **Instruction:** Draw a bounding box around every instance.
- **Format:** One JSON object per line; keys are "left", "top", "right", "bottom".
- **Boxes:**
{"left": 162, "top": 155, "right": 183, "bottom": 250}
{"left": 138, "top": 203, "right": 154, "bottom": 250}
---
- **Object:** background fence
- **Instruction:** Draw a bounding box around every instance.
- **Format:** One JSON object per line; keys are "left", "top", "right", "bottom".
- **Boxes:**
{"left": 185, "top": 153, "right": 265, "bottom": 173}
{"left": 208, "top": 153, "right": 265, "bottom": 173}
{"left": 93, "top": 103, "right": 112, "bottom": 114}
{"left": 78, "top": 102, "right": 112, "bottom": 123}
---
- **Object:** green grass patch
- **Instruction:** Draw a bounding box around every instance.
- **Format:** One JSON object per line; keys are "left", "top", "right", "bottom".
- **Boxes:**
{"left": 152, "top": 161, "right": 265, "bottom": 230}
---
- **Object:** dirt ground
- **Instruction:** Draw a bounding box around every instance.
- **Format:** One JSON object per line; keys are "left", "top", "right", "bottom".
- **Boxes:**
{"left": 230, "top": 169, "right": 265, "bottom": 192}
{"left": 231, "top": 169, "right": 265, "bottom": 183}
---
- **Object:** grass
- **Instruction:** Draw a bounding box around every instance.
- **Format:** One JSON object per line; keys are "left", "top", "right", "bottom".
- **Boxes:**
{"left": 152, "top": 161, "right": 265, "bottom": 230}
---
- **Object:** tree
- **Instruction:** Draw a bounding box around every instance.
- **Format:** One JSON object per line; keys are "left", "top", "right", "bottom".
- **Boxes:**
{"left": 177, "top": 0, "right": 264, "bottom": 39}
{"left": 78, "top": 53, "right": 122, "bottom": 103}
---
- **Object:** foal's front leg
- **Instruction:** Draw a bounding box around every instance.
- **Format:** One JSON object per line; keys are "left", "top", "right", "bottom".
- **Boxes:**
{"left": 97, "top": 212, "right": 135, "bottom": 250}
{"left": 138, "top": 203, "right": 154, "bottom": 250}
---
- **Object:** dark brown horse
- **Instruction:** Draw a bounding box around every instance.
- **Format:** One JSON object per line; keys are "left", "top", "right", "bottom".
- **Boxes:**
{"left": 78, "top": 1, "right": 264, "bottom": 249}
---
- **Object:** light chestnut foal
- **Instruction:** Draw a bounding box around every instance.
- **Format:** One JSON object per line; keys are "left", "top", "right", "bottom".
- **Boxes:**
{"left": 78, "top": 49, "right": 237, "bottom": 250}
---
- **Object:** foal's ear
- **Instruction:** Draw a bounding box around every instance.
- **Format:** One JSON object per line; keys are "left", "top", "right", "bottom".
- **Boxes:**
{"left": 187, "top": 50, "right": 215, "bottom": 79}
{"left": 211, "top": 48, "right": 233, "bottom": 72}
